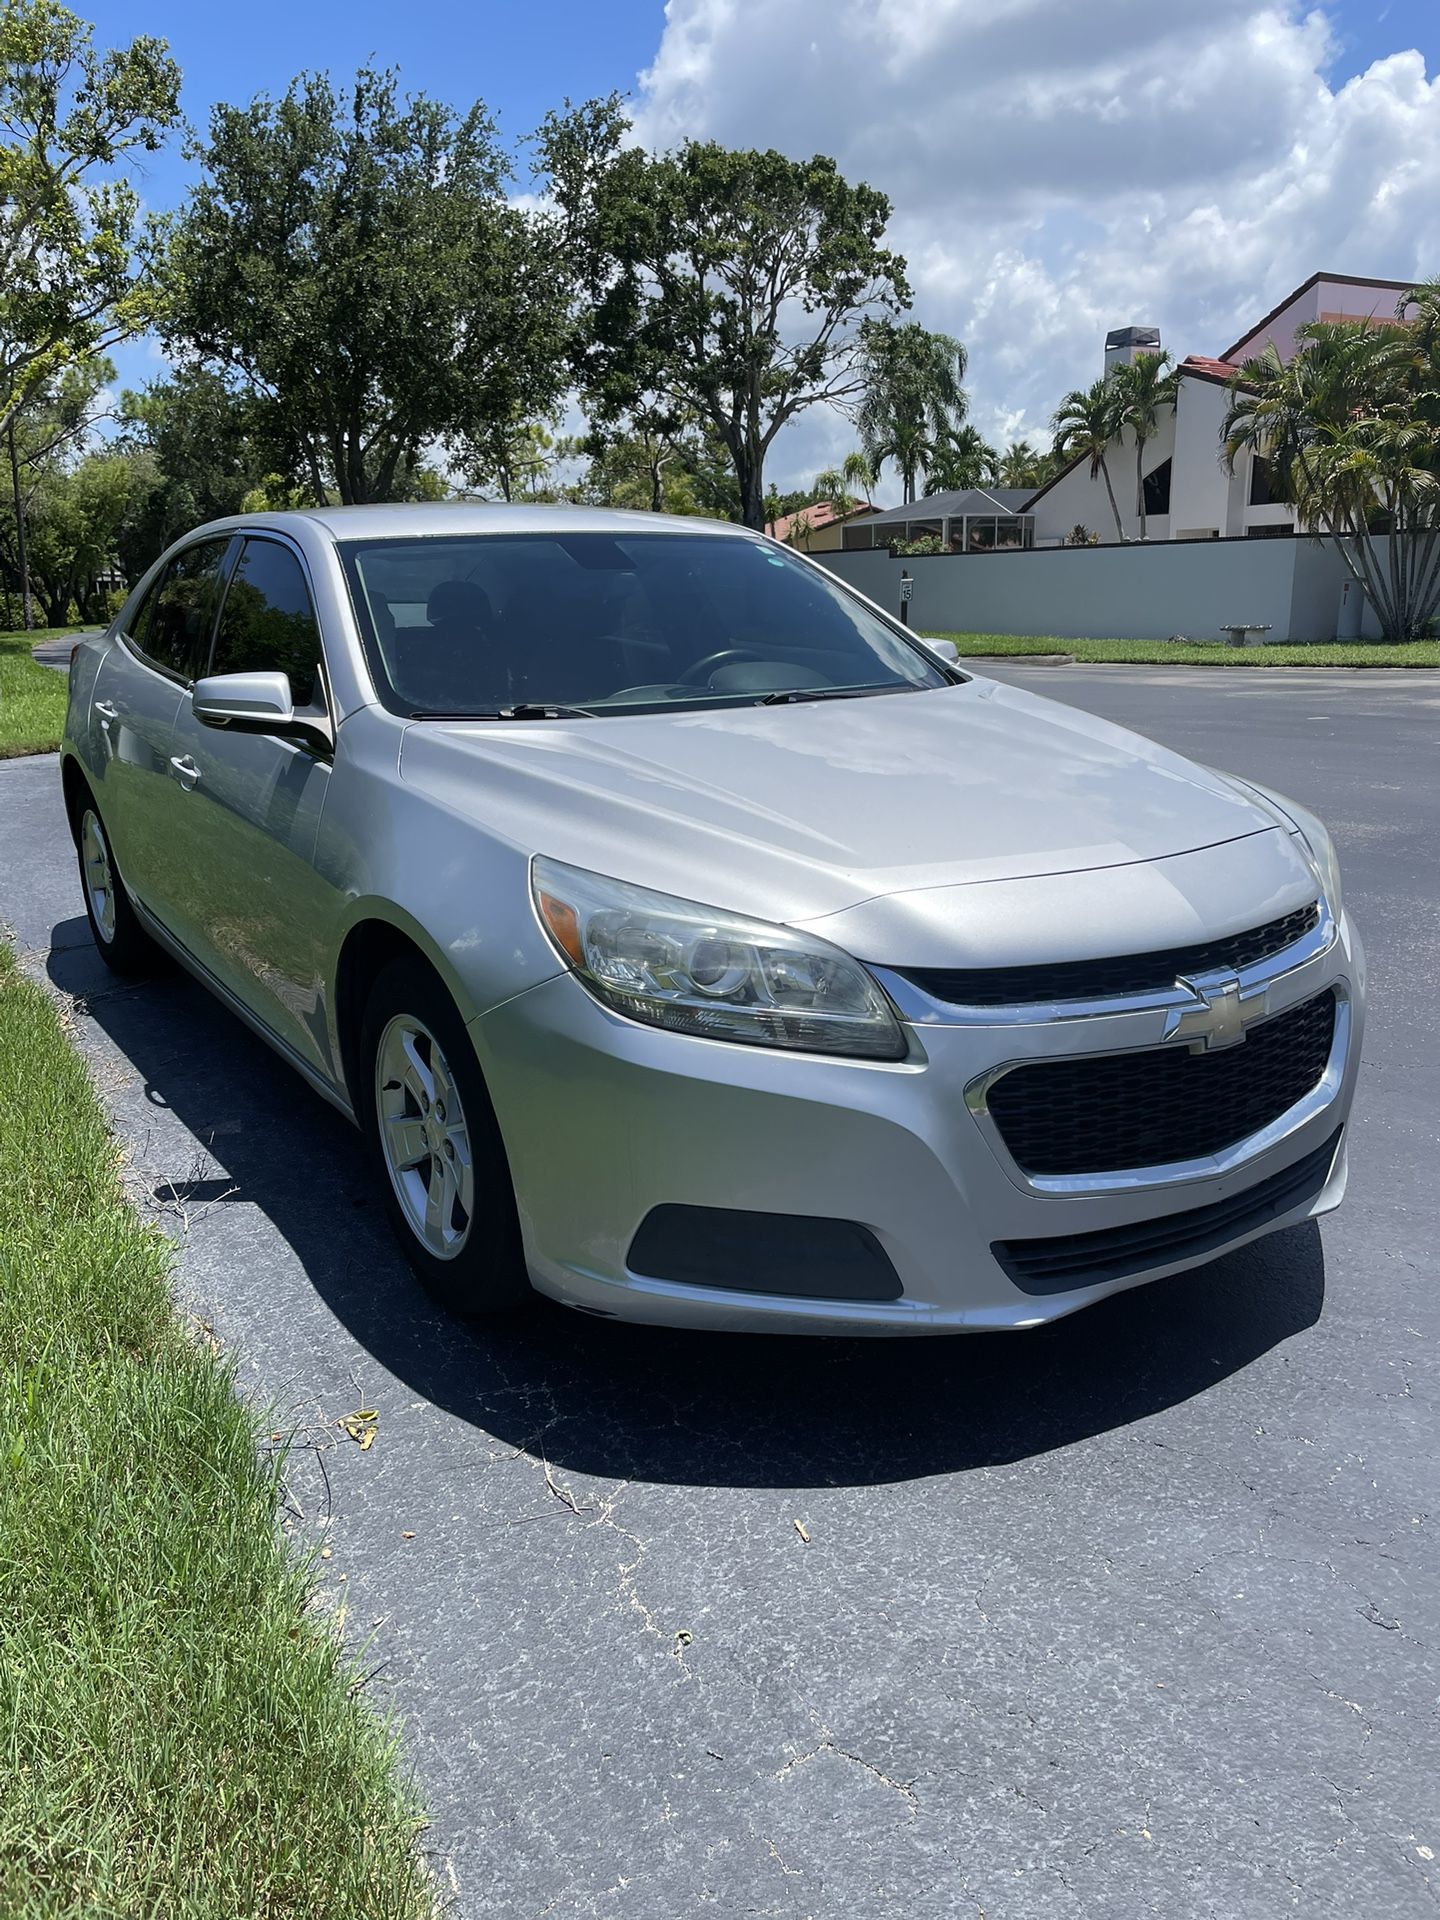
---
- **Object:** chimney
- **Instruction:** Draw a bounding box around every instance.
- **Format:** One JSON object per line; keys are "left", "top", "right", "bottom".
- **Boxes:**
{"left": 1105, "top": 324, "right": 1162, "bottom": 381}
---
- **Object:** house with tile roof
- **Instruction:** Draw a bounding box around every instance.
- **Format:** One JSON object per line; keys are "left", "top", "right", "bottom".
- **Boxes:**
{"left": 765, "top": 497, "right": 879, "bottom": 551}
{"left": 1022, "top": 273, "right": 1416, "bottom": 547}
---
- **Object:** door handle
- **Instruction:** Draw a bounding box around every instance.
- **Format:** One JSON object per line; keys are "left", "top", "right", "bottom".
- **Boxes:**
{"left": 169, "top": 753, "right": 201, "bottom": 790}
{"left": 94, "top": 700, "right": 119, "bottom": 723}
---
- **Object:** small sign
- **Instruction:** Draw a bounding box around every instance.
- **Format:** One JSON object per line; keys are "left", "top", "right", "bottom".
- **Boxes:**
{"left": 899, "top": 578, "right": 913, "bottom": 602}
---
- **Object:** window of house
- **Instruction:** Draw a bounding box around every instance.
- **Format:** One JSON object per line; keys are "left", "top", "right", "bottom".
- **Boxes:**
{"left": 1142, "top": 458, "right": 1172, "bottom": 517}
{"left": 1249, "top": 456, "right": 1275, "bottom": 506}
{"left": 210, "top": 539, "right": 322, "bottom": 707}
{"left": 127, "top": 538, "right": 232, "bottom": 681}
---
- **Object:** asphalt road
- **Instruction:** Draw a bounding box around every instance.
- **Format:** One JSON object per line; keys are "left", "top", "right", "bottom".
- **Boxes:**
{"left": 3, "top": 664, "right": 1437, "bottom": 1920}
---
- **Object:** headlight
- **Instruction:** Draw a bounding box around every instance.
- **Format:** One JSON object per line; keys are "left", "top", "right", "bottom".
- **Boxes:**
{"left": 1232, "top": 778, "right": 1343, "bottom": 919}
{"left": 531, "top": 856, "right": 907, "bottom": 1060}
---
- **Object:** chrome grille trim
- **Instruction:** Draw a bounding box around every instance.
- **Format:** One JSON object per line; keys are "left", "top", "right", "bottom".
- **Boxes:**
{"left": 873, "top": 897, "right": 1337, "bottom": 1029}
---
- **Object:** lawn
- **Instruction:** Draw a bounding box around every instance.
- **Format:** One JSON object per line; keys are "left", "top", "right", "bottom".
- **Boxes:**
{"left": 0, "top": 627, "right": 75, "bottom": 758}
{"left": 926, "top": 630, "right": 1440, "bottom": 668}
{"left": 0, "top": 946, "right": 436, "bottom": 1918}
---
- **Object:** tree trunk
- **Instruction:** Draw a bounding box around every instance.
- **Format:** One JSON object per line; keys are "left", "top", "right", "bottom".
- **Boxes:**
{"left": 7, "top": 420, "right": 33, "bottom": 631}
{"left": 1135, "top": 436, "right": 1147, "bottom": 541}
{"left": 1099, "top": 455, "right": 1125, "bottom": 542}
{"left": 735, "top": 450, "right": 766, "bottom": 530}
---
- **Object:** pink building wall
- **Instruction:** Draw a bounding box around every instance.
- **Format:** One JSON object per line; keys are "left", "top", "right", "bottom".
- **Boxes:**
{"left": 1224, "top": 273, "right": 1417, "bottom": 365}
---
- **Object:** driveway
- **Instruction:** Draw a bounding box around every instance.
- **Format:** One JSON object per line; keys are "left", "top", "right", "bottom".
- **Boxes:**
{"left": 2, "top": 664, "right": 1437, "bottom": 1919}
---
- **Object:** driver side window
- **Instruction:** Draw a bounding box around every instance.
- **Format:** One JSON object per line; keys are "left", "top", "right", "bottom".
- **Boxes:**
{"left": 127, "top": 538, "right": 231, "bottom": 682}
{"left": 210, "top": 538, "right": 322, "bottom": 707}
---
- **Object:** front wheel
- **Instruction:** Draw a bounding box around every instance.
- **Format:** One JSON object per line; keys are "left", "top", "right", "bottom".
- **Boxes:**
{"left": 75, "top": 798, "right": 159, "bottom": 976}
{"left": 359, "top": 956, "right": 532, "bottom": 1317}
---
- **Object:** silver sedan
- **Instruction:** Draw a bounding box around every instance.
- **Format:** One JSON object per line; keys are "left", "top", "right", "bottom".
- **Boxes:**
{"left": 60, "top": 505, "right": 1364, "bottom": 1333}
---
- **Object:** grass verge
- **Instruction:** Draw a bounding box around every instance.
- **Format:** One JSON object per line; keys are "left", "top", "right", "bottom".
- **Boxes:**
{"left": 926, "top": 630, "right": 1440, "bottom": 668}
{"left": 0, "top": 629, "right": 76, "bottom": 758}
{"left": 0, "top": 946, "right": 435, "bottom": 1918}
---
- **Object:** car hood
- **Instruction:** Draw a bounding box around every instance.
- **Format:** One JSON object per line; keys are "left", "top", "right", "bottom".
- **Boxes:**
{"left": 396, "top": 676, "right": 1295, "bottom": 929}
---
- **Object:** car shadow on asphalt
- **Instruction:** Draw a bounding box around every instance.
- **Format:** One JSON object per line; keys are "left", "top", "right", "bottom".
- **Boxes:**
{"left": 49, "top": 916, "right": 1326, "bottom": 1491}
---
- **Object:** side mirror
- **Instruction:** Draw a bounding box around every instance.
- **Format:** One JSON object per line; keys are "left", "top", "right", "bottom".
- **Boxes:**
{"left": 922, "top": 636, "right": 960, "bottom": 665}
{"left": 193, "top": 670, "right": 295, "bottom": 731}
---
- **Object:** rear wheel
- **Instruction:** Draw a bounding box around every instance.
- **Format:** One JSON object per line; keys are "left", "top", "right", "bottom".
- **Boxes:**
{"left": 360, "top": 956, "right": 531, "bottom": 1317}
{"left": 74, "top": 797, "right": 158, "bottom": 976}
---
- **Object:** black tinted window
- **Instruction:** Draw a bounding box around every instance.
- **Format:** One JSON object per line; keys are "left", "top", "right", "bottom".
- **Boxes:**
{"left": 211, "top": 540, "right": 321, "bottom": 707}
{"left": 340, "top": 532, "right": 945, "bottom": 716}
{"left": 131, "top": 539, "right": 230, "bottom": 680}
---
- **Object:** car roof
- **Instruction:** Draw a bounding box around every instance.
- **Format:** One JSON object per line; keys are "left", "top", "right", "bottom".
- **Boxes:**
{"left": 191, "top": 503, "right": 760, "bottom": 543}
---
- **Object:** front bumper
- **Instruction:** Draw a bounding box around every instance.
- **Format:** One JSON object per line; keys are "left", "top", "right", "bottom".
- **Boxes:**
{"left": 472, "top": 913, "right": 1364, "bottom": 1335}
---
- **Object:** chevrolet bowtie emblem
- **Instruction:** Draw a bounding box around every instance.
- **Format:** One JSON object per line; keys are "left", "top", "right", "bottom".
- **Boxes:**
{"left": 1165, "top": 969, "right": 1255, "bottom": 1051}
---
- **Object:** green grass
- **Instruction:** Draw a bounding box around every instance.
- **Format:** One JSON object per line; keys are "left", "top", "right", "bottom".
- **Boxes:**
{"left": 0, "top": 947, "right": 436, "bottom": 1919}
{"left": 0, "top": 628, "right": 77, "bottom": 758}
{"left": 926, "top": 630, "right": 1440, "bottom": 668}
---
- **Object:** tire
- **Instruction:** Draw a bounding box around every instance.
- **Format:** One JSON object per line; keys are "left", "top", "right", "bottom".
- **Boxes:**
{"left": 73, "top": 791, "right": 159, "bottom": 977}
{"left": 359, "top": 955, "right": 532, "bottom": 1317}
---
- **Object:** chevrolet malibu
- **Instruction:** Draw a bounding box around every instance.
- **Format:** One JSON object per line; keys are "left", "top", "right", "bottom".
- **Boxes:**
{"left": 60, "top": 506, "right": 1363, "bottom": 1332}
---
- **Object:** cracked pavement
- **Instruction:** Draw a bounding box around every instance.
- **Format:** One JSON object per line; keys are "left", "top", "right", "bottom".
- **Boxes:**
{"left": 1, "top": 662, "right": 1437, "bottom": 1918}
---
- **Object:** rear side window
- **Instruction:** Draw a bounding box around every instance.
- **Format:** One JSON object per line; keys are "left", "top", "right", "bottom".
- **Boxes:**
{"left": 128, "top": 538, "right": 231, "bottom": 681}
{"left": 211, "top": 539, "right": 322, "bottom": 707}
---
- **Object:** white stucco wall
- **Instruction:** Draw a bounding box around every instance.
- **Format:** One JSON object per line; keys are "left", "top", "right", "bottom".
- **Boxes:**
{"left": 817, "top": 537, "right": 1387, "bottom": 643}
{"left": 1029, "top": 416, "right": 1178, "bottom": 546}
{"left": 1169, "top": 375, "right": 1239, "bottom": 537}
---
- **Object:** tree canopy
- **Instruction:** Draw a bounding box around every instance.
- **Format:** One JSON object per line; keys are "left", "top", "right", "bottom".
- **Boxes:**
{"left": 163, "top": 66, "right": 571, "bottom": 504}
{"left": 0, "top": 1, "right": 180, "bottom": 436}
{"left": 539, "top": 98, "right": 910, "bottom": 528}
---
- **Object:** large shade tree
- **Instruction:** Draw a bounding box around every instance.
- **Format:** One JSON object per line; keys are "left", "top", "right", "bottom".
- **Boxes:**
{"left": 164, "top": 67, "right": 570, "bottom": 504}
{"left": 1223, "top": 299, "right": 1440, "bottom": 642}
{"left": 114, "top": 369, "right": 293, "bottom": 564}
{"left": 0, "top": 1, "right": 180, "bottom": 439}
{"left": 857, "top": 321, "right": 969, "bottom": 504}
{"left": 0, "top": 355, "right": 118, "bottom": 621}
{"left": 538, "top": 99, "right": 910, "bottom": 529}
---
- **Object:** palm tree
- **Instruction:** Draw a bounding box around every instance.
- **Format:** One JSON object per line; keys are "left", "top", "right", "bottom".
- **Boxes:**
{"left": 996, "top": 440, "right": 1050, "bottom": 490}
{"left": 858, "top": 321, "right": 969, "bottom": 504}
{"left": 925, "top": 426, "right": 998, "bottom": 491}
{"left": 1111, "top": 351, "right": 1177, "bottom": 539}
{"left": 841, "top": 449, "right": 875, "bottom": 497}
{"left": 1050, "top": 378, "right": 1125, "bottom": 541}
{"left": 1222, "top": 307, "right": 1440, "bottom": 641}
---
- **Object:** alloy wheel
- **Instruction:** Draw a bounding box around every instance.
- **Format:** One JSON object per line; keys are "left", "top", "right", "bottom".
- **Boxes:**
{"left": 374, "top": 1013, "right": 475, "bottom": 1260}
{"left": 80, "top": 809, "right": 116, "bottom": 945}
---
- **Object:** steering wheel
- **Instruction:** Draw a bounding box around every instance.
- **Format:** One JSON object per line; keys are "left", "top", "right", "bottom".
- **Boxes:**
{"left": 676, "top": 647, "right": 764, "bottom": 688}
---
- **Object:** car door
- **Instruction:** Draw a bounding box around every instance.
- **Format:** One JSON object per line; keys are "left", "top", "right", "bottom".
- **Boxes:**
{"left": 164, "top": 534, "right": 345, "bottom": 1079}
{"left": 90, "top": 537, "right": 234, "bottom": 922}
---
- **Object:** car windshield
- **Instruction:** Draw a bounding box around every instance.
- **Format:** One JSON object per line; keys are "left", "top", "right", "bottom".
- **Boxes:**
{"left": 338, "top": 530, "right": 950, "bottom": 717}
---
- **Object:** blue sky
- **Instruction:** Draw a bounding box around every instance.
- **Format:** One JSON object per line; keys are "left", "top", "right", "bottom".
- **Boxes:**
{"left": 87, "top": 0, "right": 1440, "bottom": 487}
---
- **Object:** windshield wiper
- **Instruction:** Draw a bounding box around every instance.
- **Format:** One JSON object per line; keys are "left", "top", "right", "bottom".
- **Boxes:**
{"left": 500, "top": 701, "right": 600, "bottom": 719}
{"left": 407, "top": 702, "right": 599, "bottom": 721}
{"left": 757, "top": 683, "right": 919, "bottom": 706}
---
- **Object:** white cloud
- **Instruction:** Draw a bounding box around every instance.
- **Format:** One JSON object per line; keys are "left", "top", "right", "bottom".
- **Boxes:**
{"left": 631, "top": 3, "right": 1440, "bottom": 495}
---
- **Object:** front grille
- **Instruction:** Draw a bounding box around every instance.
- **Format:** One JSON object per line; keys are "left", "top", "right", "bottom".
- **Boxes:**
{"left": 902, "top": 902, "right": 1320, "bottom": 1008}
{"left": 994, "top": 1128, "right": 1342, "bottom": 1292}
{"left": 986, "top": 988, "right": 1337, "bottom": 1176}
